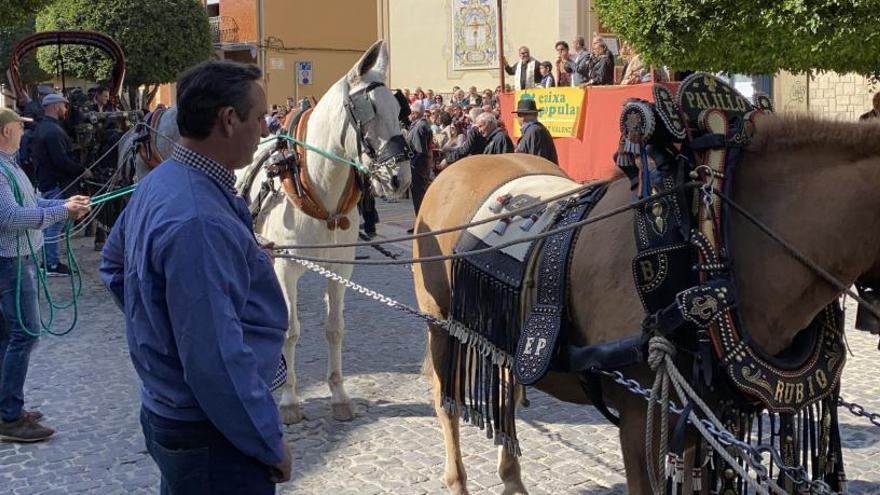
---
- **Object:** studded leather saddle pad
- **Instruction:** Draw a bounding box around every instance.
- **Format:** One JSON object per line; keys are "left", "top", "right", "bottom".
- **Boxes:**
{"left": 457, "top": 174, "right": 584, "bottom": 272}
{"left": 450, "top": 174, "right": 608, "bottom": 382}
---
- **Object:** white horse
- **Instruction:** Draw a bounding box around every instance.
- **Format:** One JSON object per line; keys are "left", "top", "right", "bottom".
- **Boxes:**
{"left": 238, "top": 41, "right": 411, "bottom": 422}
{"left": 121, "top": 40, "right": 412, "bottom": 423}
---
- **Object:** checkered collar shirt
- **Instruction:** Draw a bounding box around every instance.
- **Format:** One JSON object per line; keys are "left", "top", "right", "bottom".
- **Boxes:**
{"left": 171, "top": 144, "right": 237, "bottom": 195}
{"left": 0, "top": 149, "right": 69, "bottom": 258}
{"left": 0, "top": 150, "right": 16, "bottom": 167}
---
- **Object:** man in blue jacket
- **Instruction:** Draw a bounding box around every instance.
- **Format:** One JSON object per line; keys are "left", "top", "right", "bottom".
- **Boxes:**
{"left": 100, "top": 61, "right": 291, "bottom": 494}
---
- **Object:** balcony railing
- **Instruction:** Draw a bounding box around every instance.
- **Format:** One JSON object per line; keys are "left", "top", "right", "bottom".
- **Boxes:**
{"left": 209, "top": 16, "right": 239, "bottom": 44}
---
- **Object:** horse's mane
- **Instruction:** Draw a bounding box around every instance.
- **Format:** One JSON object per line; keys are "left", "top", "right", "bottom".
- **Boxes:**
{"left": 747, "top": 113, "right": 880, "bottom": 159}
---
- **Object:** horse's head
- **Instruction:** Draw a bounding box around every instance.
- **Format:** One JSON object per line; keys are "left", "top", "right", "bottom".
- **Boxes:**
{"left": 340, "top": 40, "right": 412, "bottom": 199}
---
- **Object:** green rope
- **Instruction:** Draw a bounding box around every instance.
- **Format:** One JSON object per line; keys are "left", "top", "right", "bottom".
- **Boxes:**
{"left": 0, "top": 159, "right": 83, "bottom": 337}
{"left": 258, "top": 135, "right": 371, "bottom": 175}
{"left": 89, "top": 185, "right": 136, "bottom": 206}
{"left": 0, "top": 129, "right": 368, "bottom": 336}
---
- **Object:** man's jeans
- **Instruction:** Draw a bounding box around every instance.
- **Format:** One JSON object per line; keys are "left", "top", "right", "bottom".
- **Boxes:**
{"left": 0, "top": 256, "right": 40, "bottom": 422}
{"left": 140, "top": 407, "right": 276, "bottom": 495}
{"left": 40, "top": 186, "right": 64, "bottom": 267}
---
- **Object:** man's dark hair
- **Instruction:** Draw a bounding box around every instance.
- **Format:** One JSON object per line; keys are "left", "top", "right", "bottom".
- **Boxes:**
{"left": 176, "top": 60, "right": 262, "bottom": 139}
{"left": 439, "top": 112, "right": 452, "bottom": 127}
{"left": 555, "top": 41, "right": 569, "bottom": 51}
{"left": 95, "top": 86, "right": 109, "bottom": 94}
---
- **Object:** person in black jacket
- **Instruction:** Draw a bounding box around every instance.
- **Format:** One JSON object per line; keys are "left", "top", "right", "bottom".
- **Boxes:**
{"left": 406, "top": 102, "right": 433, "bottom": 216}
{"left": 476, "top": 113, "right": 513, "bottom": 155}
{"left": 31, "top": 93, "right": 90, "bottom": 275}
{"left": 438, "top": 112, "right": 487, "bottom": 171}
{"left": 91, "top": 86, "right": 115, "bottom": 113}
{"left": 583, "top": 36, "right": 615, "bottom": 86}
{"left": 513, "top": 99, "right": 558, "bottom": 165}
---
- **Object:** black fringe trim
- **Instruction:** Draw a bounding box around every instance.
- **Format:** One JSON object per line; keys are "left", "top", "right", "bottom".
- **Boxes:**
{"left": 688, "top": 391, "right": 847, "bottom": 494}
{"left": 443, "top": 256, "right": 522, "bottom": 456}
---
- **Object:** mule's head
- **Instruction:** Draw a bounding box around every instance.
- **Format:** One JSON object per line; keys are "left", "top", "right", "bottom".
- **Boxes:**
{"left": 341, "top": 40, "right": 412, "bottom": 199}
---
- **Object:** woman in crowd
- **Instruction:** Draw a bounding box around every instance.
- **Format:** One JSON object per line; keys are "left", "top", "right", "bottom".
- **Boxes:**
{"left": 434, "top": 112, "right": 458, "bottom": 151}
{"left": 619, "top": 42, "right": 668, "bottom": 84}
{"left": 481, "top": 89, "right": 496, "bottom": 108}
{"left": 414, "top": 88, "right": 427, "bottom": 105}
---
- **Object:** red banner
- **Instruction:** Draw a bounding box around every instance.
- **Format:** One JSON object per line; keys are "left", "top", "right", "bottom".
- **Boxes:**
{"left": 500, "top": 83, "right": 678, "bottom": 182}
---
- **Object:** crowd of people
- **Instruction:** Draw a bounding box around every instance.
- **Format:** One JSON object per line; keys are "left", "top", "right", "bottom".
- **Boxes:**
{"left": 499, "top": 35, "right": 667, "bottom": 90}
{"left": 392, "top": 82, "right": 558, "bottom": 233}
{"left": 3, "top": 37, "right": 880, "bottom": 494}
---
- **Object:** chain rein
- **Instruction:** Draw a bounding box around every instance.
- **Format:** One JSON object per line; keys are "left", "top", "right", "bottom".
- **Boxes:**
{"left": 118, "top": 102, "right": 874, "bottom": 493}
{"left": 294, "top": 250, "right": 880, "bottom": 495}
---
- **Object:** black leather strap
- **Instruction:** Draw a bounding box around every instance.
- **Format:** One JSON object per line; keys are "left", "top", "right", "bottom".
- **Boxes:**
{"left": 515, "top": 185, "right": 608, "bottom": 385}
{"left": 580, "top": 373, "right": 620, "bottom": 426}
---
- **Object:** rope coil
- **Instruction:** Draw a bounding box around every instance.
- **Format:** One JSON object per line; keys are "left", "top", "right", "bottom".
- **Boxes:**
{"left": 0, "top": 159, "right": 83, "bottom": 337}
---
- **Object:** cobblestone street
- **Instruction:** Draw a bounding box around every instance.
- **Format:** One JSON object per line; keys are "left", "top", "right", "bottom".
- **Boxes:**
{"left": 2, "top": 198, "right": 880, "bottom": 494}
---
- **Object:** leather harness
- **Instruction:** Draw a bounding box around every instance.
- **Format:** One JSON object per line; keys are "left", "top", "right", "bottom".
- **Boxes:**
{"left": 280, "top": 105, "right": 362, "bottom": 230}
{"left": 444, "top": 76, "right": 849, "bottom": 489}
{"left": 137, "top": 107, "right": 167, "bottom": 170}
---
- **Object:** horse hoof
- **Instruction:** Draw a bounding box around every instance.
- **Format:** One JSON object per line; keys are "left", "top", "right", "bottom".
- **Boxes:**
{"left": 447, "top": 485, "right": 469, "bottom": 495}
{"left": 500, "top": 486, "right": 528, "bottom": 495}
{"left": 280, "top": 403, "right": 304, "bottom": 424}
{"left": 331, "top": 402, "right": 355, "bottom": 421}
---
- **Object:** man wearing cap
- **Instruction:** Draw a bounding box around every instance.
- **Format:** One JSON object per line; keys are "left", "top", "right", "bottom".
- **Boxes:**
{"left": 0, "top": 107, "right": 90, "bottom": 442}
{"left": 31, "top": 93, "right": 90, "bottom": 276}
{"left": 513, "top": 99, "right": 558, "bottom": 165}
{"left": 406, "top": 101, "right": 433, "bottom": 216}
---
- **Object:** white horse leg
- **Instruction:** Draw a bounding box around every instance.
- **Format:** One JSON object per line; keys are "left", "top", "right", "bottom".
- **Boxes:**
{"left": 325, "top": 277, "right": 354, "bottom": 421}
{"left": 276, "top": 261, "right": 304, "bottom": 424}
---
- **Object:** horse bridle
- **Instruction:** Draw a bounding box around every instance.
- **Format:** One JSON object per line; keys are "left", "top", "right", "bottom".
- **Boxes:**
{"left": 340, "top": 80, "right": 411, "bottom": 187}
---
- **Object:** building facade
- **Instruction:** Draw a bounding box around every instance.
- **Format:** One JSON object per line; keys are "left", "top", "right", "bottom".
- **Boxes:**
{"left": 379, "top": 0, "right": 599, "bottom": 94}
{"left": 201, "top": 0, "right": 378, "bottom": 106}
{"left": 153, "top": 1, "right": 878, "bottom": 120}
{"left": 377, "top": 0, "right": 877, "bottom": 120}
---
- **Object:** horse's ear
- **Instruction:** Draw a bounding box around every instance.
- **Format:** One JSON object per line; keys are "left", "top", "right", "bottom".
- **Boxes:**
{"left": 349, "top": 40, "right": 387, "bottom": 82}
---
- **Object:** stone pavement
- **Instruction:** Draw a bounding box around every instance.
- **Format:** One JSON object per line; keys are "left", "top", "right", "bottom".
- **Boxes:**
{"left": 1, "top": 197, "right": 879, "bottom": 494}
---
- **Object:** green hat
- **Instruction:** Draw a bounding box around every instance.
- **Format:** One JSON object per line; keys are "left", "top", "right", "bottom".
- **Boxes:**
{"left": 0, "top": 108, "right": 33, "bottom": 127}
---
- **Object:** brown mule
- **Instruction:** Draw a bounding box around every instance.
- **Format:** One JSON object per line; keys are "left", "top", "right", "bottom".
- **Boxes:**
{"left": 412, "top": 115, "right": 880, "bottom": 494}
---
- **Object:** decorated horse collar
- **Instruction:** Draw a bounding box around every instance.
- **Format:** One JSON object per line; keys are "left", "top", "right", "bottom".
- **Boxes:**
{"left": 603, "top": 74, "right": 849, "bottom": 490}
{"left": 619, "top": 73, "right": 844, "bottom": 414}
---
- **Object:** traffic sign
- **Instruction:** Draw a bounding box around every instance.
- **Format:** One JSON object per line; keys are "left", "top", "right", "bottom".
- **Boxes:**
{"left": 296, "top": 61, "right": 313, "bottom": 85}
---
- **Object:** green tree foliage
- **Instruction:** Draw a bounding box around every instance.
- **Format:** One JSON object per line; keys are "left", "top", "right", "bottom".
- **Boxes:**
{"left": 1, "top": 19, "right": 51, "bottom": 88}
{"left": 34, "top": 0, "right": 213, "bottom": 91}
{"left": 0, "top": 0, "right": 53, "bottom": 25}
{"left": 593, "top": 0, "right": 880, "bottom": 78}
